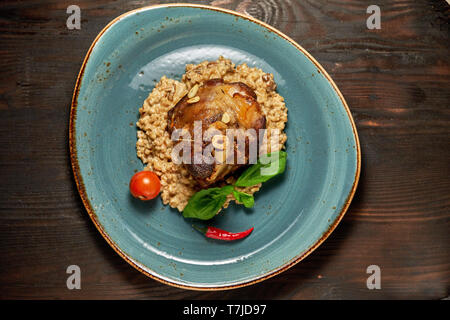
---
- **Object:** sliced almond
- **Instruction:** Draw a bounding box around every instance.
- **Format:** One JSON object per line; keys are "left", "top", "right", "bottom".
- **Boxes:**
{"left": 187, "top": 96, "right": 200, "bottom": 104}
{"left": 187, "top": 84, "right": 199, "bottom": 98}
{"left": 221, "top": 112, "right": 231, "bottom": 124}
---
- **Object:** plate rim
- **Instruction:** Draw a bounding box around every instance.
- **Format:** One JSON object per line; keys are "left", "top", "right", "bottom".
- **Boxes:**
{"left": 69, "top": 3, "right": 361, "bottom": 291}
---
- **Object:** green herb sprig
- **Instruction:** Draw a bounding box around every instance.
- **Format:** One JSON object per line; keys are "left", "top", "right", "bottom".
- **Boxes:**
{"left": 182, "top": 151, "right": 287, "bottom": 220}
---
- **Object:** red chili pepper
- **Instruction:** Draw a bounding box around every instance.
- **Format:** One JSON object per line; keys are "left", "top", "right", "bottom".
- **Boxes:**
{"left": 192, "top": 225, "right": 254, "bottom": 241}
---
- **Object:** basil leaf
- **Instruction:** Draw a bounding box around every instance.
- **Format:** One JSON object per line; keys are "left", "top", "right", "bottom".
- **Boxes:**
{"left": 235, "top": 151, "right": 287, "bottom": 187}
{"left": 183, "top": 185, "right": 234, "bottom": 220}
{"left": 232, "top": 190, "right": 255, "bottom": 208}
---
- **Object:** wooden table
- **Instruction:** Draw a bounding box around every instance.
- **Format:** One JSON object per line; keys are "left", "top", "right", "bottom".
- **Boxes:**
{"left": 1, "top": 0, "right": 449, "bottom": 300}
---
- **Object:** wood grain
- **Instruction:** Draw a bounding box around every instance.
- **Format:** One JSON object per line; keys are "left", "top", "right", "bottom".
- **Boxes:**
{"left": 0, "top": 0, "right": 449, "bottom": 299}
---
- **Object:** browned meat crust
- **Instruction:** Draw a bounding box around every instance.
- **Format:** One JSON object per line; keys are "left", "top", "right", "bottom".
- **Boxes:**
{"left": 167, "top": 79, "right": 266, "bottom": 187}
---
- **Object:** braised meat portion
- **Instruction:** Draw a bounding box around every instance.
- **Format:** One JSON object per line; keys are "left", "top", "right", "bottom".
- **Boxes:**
{"left": 167, "top": 79, "right": 266, "bottom": 187}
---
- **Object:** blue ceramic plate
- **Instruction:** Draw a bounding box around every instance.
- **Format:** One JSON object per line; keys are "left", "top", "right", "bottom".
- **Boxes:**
{"left": 70, "top": 4, "right": 360, "bottom": 290}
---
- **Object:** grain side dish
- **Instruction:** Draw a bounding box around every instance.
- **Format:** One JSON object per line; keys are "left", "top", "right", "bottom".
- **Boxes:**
{"left": 136, "top": 57, "right": 288, "bottom": 212}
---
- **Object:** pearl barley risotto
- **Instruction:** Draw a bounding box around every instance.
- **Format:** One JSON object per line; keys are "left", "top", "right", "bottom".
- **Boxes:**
{"left": 136, "top": 57, "right": 287, "bottom": 212}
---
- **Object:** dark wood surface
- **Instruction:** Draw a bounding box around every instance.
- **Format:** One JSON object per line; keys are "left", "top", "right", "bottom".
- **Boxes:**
{"left": 0, "top": 0, "right": 449, "bottom": 300}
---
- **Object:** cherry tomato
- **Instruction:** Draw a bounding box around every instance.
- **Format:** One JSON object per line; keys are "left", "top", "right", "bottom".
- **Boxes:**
{"left": 129, "top": 171, "right": 161, "bottom": 200}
